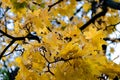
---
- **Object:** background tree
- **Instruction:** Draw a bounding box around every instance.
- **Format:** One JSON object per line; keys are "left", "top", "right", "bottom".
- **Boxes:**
{"left": 0, "top": 0, "right": 120, "bottom": 80}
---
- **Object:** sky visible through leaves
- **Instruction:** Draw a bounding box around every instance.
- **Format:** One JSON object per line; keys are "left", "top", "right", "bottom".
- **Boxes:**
{"left": 1, "top": 0, "right": 120, "bottom": 80}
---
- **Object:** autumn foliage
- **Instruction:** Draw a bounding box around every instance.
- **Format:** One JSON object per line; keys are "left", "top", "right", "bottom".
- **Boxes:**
{"left": 0, "top": 0, "right": 120, "bottom": 80}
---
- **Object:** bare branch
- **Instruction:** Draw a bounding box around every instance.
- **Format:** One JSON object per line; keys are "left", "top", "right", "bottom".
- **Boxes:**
{"left": 48, "top": 0, "right": 63, "bottom": 11}
{"left": 46, "top": 63, "right": 55, "bottom": 76}
{"left": 3, "top": 44, "right": 19, "bottom": 57}
{"left": 106, "top": 0, "right": 120, "bottom": 10}
{"left": 104, "top": 37, "right": 120, "bottom": 42}
{"left": 70, "top": 6, "right": 82, "bottom": 21}
{"left": 0, "top": 30, "right": 14, "bottom": 39}
{"left": 79, "top": 0, "right": 120, "bottom": 31}
{"left": 79, "top": 8, "right": 107, "bottom": 31}
{"left": 0, "top": 30, "right": 41, "bottom": 59}
{"left": 32, "top": 2, "right": 42, "bottom": 6}
{"left": 0, "top": 40, "right": 15, "bottom": 59}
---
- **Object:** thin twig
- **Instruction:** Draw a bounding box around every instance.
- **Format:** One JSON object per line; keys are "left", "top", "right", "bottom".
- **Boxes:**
{"left": 48, "top": 0, "right": 63, "bottom": 11}
{"left": 0, "top": 40, "right": 15, "bottom": 59}
{"left": 3, "top": 44, "right": 19, "bottom": 57}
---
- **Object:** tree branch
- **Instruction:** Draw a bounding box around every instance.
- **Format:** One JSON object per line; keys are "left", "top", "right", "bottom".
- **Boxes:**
{"left": 48, "top": 0, "right": 63, "bottom": 11}
{"left": 70, "top": 6, "right": 82, "bottom": 21}
{"left": 3, "top": 44, "right": 19, "bottom": 57}
{"left": 0, "top": 30, "right": 41, "bottom": 59}
{"left": 79, "top": 9, "right": 107, "bottom": 30}
{"left": 105, "top": 0, "right": 120, "bottom": 10}
{"left": 0, "top": 40, "right": 15, "bottom": 59}
{"left": 104, "top": 37, "right": 120, "bottom": 42}
{"left": 79, "top": 1, "right": 108, "bottom": 31}
{"left": 0, "top": 30, "right": 14, "bottom": 39}
{"left": 79, "top": 0, "right": 120, "bottom": 31}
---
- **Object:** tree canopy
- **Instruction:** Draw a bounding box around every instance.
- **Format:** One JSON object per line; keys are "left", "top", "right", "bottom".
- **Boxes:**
{"left": 0, "top": 0, "right": 120, "bottom": 80}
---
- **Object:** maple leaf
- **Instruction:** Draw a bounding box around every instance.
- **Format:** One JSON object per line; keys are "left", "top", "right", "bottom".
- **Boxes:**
{"left": 83, "top": 2, "right": 91, "bottom": 12}
{"left": 1, "top": 0, "right": 120, "bottom": 80}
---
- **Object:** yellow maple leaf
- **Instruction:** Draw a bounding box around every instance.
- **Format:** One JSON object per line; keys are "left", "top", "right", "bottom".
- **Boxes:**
{"left": 83, "top": 2, "right": 91, "bottom": 12}
{"left": 84, "top": 26, "right": 98, "bottom": 39}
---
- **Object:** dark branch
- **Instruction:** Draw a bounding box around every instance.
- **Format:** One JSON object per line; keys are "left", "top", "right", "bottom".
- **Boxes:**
{"left": 3, "top": 44, "right": 19, "bottom": 57}
{"left": 46, "top": 63, "right": 55, "bottom": 76}
{"left": 104, "top": 37, "right": 120, "bottom": 42}
{"left": 79, "top": 10, "right": 107, "bottom": 30}
{"left": 105, "top": 0, "right": 120, "bottom": 10}
{"left": 79, "top": 3, "right": 107, "bottom": 31}
{"left": 39, "top": 47, "right": 54, "bottom": 75}
{"left": 0, "top": 40, "right": 15, "bottom": 59}
{"left": 0, "top": 30, "right": 14, "bottom": 39}
{"left": 48, "top": 0, "right": 63, "bottom": 11}
{"left": 32, "top": 2, "right": 42, "bottom": 6}
{"left": 0, "top": 30, "right": 41, "bottom": 59}
{"left": 0, "top": 30, "right": 41, "bottom": 42}
{"left": 79, "top": 0, "right": 120, "bottom": 31}
{"left": 39, "top": 45, "right": 82, "bottom": 76}
{"left": 50, "top": 56, "right": 82, "bottom": 64}
{"left": 50, "top": 57, "right": 73, "bottom": 64}
{"left": 70, "top": 6, "right": 82, "bottom": 21}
